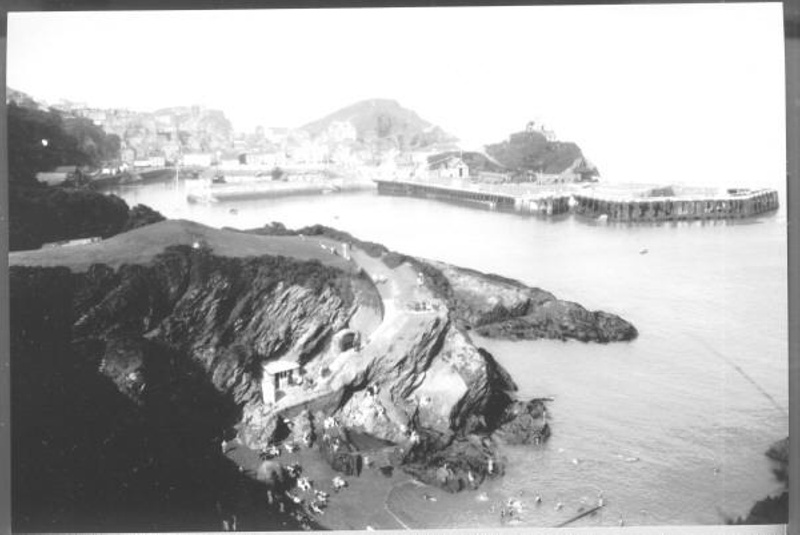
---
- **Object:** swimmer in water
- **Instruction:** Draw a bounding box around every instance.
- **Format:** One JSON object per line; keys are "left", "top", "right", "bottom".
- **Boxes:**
{"left": 555, "top": 501, "right": 564, "bottom": 511}
{"left": 534, "top": 495, "right": 542, "bottom": 504}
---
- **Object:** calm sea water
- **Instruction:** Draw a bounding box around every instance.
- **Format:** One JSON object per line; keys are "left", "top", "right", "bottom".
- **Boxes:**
{"left": 110, "top": 180, "right": 789, "bottom": 527}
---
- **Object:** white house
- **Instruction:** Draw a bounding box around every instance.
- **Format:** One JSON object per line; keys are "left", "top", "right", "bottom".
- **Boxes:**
{"left": 261, "top": 360, "right": 300, "bottom": 404}
{"left": 182, "top": 153, "right": 214, "bottom": 167}
{"left": 429, "top": 156, "right": 469, "bottom": 179}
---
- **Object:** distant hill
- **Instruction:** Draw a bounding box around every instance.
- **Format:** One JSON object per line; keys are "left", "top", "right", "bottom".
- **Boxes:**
{"left": 485, "top": 130, "right": 598, "bottom": 177}
{"left": 300, "top": 98, "right": 458, "bottom": 151}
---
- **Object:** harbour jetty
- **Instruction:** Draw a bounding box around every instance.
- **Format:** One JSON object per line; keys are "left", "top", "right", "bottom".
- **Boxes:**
{"left": 572, "top": 184, "right": 780, "bottom": 222}
{"left": 374, "top": 179, "right": 571, "bottom": 215}
{"left": 375, "top": 179, "right": 778, "bottom": 221}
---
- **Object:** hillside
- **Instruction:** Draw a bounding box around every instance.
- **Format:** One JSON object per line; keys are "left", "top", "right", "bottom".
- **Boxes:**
{"left": 300, "top": 98, "right": 458, "bottom": 151}
{"left": 485, "top": 130, "right": 598, "bottom": 178}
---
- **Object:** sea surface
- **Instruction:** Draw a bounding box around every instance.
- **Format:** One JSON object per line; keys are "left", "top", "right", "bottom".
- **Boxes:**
{"left": 109, "top": 180, "right": 789, "bottom": 528}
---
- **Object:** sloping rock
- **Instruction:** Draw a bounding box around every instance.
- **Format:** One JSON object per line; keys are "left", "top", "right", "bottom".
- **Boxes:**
{"left": 494, "top": 398, "right": 551, "bottom": 445}
{"left": 429, "top": 261, "right": 637, "bottom": 342}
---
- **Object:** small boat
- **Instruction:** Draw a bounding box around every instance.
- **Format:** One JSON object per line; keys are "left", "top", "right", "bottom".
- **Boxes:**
{"left": 639, "top": 248, "right": 649, "bottom": 255}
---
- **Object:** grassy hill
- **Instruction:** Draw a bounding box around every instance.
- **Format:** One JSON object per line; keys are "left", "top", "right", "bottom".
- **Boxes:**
{"left": 9, "top": 219, "right": 355, "bottom": 273}
{"left": 300, "top": 98, "right": 457, "bottom": 151}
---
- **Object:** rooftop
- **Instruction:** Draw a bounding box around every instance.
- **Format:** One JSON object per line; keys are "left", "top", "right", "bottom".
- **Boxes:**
{"left": 263, "top": 360, "right": 300, "bottom": 375}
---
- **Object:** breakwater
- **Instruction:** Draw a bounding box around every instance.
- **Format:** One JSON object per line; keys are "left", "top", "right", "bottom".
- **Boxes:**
{"left": 374, "top": 179, "right": 570, "bottom": 215}
{"left": 573, "top": 189, "right": 779, "bottom": 221}
{"left": 375, "top": 179, "right": 779, "bottom": 221}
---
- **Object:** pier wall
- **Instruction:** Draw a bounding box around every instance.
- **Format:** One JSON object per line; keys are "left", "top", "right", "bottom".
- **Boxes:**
{"left": 572, "top": 190, "right": 779, "bottom": 221}
{"left": 375, "top": 180, "right": 779, "bottom": 222}
{"left": 375, "top": 180, "right": 570, "bottom": 215}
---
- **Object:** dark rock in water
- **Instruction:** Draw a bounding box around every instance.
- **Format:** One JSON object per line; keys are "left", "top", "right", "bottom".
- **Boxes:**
{"left": 428, "top": 261, "right": 637, "bottom": 343}
{"left": 401, "top": 429, "right": 503, "bottom": 493}
{"left": 474, "top": 303, "right": 637, "bottom": 343}
{"left": 732, "top": 437, "right": 789, "bottom": 525}
{"left": 766, "top": 437, "right": 789, "bottom": 464}
{"left": 494, "top": 398, "right": 551, "bottom": 445}
{"left": 733, "top": 491, "right": 788, "bottom": 525}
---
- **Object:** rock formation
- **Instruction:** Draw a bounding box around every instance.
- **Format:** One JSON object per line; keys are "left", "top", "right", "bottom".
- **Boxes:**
{"left": 10, "top": 221, "right": 637, "bottom": 528}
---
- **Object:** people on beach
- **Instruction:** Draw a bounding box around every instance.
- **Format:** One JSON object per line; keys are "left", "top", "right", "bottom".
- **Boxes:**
{"left": 332, "top": 476, "right": 348, "bottom": 491}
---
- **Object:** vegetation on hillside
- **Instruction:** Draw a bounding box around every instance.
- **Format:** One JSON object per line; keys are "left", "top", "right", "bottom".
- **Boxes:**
{"left": 8, "top": 102, "right": 121, "bottom": 182}
{"left": 485, "top": 130, "right": 588, "bottom": 176}
{"left": 7, "top": 101, "right": 165, "bottom": 251}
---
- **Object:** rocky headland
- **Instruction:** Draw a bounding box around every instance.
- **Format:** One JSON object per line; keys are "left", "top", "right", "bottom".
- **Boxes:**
{"left": 9, "top": 219, "right": 636, "bottom": 531}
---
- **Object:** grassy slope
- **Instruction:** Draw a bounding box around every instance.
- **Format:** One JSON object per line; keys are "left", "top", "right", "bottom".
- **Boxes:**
{"left": 9, "top": 219, "right": 355, "bottom": 273}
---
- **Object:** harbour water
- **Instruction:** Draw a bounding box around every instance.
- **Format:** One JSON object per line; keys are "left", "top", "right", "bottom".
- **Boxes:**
{"left": 109, "top": 180, "right": 789, "bottom": 527}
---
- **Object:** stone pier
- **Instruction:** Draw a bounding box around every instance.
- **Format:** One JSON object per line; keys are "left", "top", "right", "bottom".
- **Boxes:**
{"left": 572, "top": 189, "right": 779, "bottom": 222}
{"left": 375, "top": 179, "right": 778, "bottom": 222}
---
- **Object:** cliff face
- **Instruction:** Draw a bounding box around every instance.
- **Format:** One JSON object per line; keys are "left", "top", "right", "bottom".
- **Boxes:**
{"left": 10, "top": 245, "right": 356, "bottom": 531}
{"left": 10, "top": 258, "right": 319, "bottom": 531}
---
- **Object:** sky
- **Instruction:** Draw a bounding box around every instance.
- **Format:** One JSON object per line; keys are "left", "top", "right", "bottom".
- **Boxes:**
{"left": 7, "top": 4, "right": 787, "bottom": 188}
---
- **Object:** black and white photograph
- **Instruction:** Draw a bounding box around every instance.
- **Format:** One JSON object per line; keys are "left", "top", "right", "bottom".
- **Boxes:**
{"left": 4, "top": 3, "right": 791, "bottom": 532}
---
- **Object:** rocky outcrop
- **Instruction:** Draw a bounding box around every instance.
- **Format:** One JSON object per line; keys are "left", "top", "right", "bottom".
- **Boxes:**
{"left": 10, "top": 222, "right": 640, "bottom": 526}
{"left": 431, "top": 262, "right": 638, "bottom": 342}
{"left": 732, "top": 437, "right": 788, "bottom": 525}
{"left": 402, "top": 430, "right": 505, "bottom": 493}
{"left": 494, "top": 398, "right": 551, "bottom": 445}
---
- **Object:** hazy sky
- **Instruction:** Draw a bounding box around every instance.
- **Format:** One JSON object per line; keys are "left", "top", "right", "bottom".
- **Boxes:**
{"left": 8, "top": 4, "right": 786, "bottom": 187}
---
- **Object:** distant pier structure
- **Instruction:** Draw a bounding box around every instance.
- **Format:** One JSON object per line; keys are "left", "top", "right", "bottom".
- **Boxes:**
{"left": 374, "top": 179, "right": 778, "bottom": 222}
{"left": 572, "top": 185, "right": 779, "bottom": 222}
{"left": 374, "top": 179, "right": 570, "bottom": 215}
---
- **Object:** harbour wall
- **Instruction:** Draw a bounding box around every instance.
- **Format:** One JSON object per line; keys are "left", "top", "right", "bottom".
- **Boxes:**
{"left": 374, "top": 179, "right": 570, "bottom": 215}
{"left": 572, "top": 189, "right": 780, "bottom": 221}
{"left": 375, "top": 180, "right": 779, "bottom": 221}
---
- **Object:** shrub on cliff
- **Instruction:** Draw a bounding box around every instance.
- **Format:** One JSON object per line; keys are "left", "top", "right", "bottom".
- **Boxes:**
{"left": 8, "top": 185, "right": 166, "bottom": 251}
{"left": 485, "top": 130, "right": 584, "bottom": 176}
{"left": 7, "top": 102, "right": 120, "bottom": 184}
{"left": 121, "top": 204, "right": 167, "bottom": 232}
{"left": 9, "top": 184, "right": 130, "bottom": 250}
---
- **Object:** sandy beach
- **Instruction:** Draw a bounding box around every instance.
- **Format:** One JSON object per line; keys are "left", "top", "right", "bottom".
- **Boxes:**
{"left": 224, "top": 437, "right": 420, "bottom": 530}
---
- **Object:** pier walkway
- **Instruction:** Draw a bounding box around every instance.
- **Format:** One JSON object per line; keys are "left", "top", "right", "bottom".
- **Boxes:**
{"left": 374, "top": 179, "right": 570, "bottom": 215}
{"left": 375, "top": 179, "right": 779, "bottom": 222}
